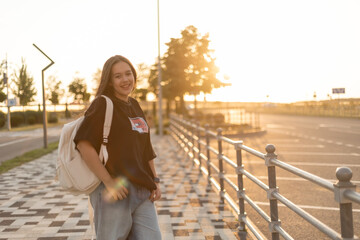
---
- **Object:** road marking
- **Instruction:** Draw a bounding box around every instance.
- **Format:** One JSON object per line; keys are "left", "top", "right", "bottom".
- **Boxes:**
{"left": 329, "top": 128, "right": 360, "bottom": 135}
{"left": 272, "top": 144, "right": 324, "bottom": 148}
{"left": 0, "top": 138, "right": 30, "bottom": 148}
{"left": 266, "top": 139, "right": 300, "bottom": 143}
{"left": 241, "top": 160, "right": 360, "bottom": 168}
{"left": 279, "top": 152, "right": 360, "bottom": 157}
{"left": 319, "top": 124, "right": 351, "bottom": 129}
{"left": 269, "top": 129, "right": 360, "bottom": 149}
{"left": 266, "top": 124, "right": 295, "bottom": 130}
{"left": 226, "top": 175, "right": 360, "bottom": 185}
{"left": 252, "top": 201, "right": 360, "bottom": 213}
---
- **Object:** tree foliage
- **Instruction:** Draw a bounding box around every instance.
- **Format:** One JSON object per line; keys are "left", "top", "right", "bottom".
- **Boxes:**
{"left": 68, "top": 77, "right": 90, "bottom": 103}
{"left": 92, "top": 68, "right": 102, "bottom": 94}
{"left": 132, "top": 63, "right": 149, "bottom": 101}
{"left": 0, "top": 62, "right": 5, "bottom": 102}
{"left": 46, "top": 75, "right": 64, "bottom": 105}
{"left": 151, "top": 25, "right": 225, "bottom": 102}
{"left": 12, "top": 59, "right": 37, "bottom": 106}
{"left": 0, "top": 83, "right": 5, "bottom": 103}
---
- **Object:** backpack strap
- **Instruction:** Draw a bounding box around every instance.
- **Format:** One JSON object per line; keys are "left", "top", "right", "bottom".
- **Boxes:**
{"left": 98, "top": 95, "right": 114, "bottom": 164}
{"left": 101, "top": 95, "right": 113, "bottom": 143}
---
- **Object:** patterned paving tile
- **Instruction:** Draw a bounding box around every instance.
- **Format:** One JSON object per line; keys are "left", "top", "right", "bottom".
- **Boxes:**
{"left": 0, "top": 134, "right": 242, "bottom": 240}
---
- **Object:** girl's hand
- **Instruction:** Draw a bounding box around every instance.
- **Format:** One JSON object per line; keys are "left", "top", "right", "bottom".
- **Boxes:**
{"left": 103, "top": 177, "right": 129, "bottom": 202}
{"left": 149, "top": 183, "right": 161, "bottom": 202}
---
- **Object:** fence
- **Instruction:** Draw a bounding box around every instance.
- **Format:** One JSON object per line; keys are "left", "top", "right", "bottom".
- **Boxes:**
{"left": 169, "top": 113, "right": 360, "bottom": 240}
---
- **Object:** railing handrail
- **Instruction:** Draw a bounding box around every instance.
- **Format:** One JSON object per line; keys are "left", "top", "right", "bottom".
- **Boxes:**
{"left": 270, "top": 158, "right": 335, "bottom": 191}
{"left": 344, "top": 190, "right": 360, "bottom": 204}
{"left": 169, "top": 113, "right": 359, "bottom": 240}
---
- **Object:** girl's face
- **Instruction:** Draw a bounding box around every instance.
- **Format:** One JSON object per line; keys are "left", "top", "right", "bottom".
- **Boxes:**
{"left": 110, "top": 61, "right": 135, "bottom": 101}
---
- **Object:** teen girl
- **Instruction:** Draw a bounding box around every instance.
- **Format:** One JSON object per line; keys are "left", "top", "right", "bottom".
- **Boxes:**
{"left": 75, "top": 55, "right": 162, "bottom": 240}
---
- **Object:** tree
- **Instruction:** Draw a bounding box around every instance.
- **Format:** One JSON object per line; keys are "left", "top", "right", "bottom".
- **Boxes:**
{"left": 46, "top": 75, "right": 64, "bottom": 109}
{"left": 0, "top": 61, "right": 6, "bottom": 103}
{"left": 0, "top": 82, "right": 5, "bottom": 103}
{"left": 132, "top": 63, "right": 149, "bottom": 101}
{"left": 152, "top": 25, "right": 226, "bottom": 113}
{"left": 68, "top": 77, "right": 90, "bottom": 103}
{"left": 92, "top": 68, "right": 102, "bottom": 94}
{"left": 12, "top": 58, "right": 37, "bottom": 107}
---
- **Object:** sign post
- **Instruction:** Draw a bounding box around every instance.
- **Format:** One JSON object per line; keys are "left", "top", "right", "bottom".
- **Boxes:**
{"left": 33, "top": 44, "right": 54, "bottom": 149}
{"left": 332, "top": 88, "right": 345, "bottom": 116}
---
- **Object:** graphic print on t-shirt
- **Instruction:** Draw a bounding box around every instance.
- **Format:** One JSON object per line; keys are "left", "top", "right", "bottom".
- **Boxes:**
{"left": 129, "top": 117, "right": 149, "bottom": 133}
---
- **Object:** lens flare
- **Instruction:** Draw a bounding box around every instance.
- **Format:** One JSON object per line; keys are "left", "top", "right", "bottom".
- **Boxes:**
{"left": 102, "top": 177, "right": 129, "bottom": 203}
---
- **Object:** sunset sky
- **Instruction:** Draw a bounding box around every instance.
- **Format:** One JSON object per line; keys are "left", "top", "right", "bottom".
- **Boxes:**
{"left": 1, "top": 0, "right": 360, "bottom": 103}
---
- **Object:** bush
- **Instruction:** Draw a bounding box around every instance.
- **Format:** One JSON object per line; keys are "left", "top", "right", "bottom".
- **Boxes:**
{"left": 0, "top": 111, "right": 5, "bottom": 128}
{"left": 35, "top": 111, "right": 43, "bottom": 123}
{"left": 27, "top": 116, "right": 36, "bottom": 125}
{"left": 25, "top": 111, "right": 41, "bottom": 124}
{"left": 193, "top": 111, "right": 204, "bottom": 121}
{"left": 213, "top": 113, "right": 225, "bottom": 125}
{"left": 10, "top": 113, "right": 25, "bottom": 127}
{"left": 48, "top": 112, "right": 58, "bottom": 123}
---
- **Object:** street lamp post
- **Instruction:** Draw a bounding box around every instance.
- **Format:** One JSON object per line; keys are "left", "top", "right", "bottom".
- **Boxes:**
{"left": 33, "top": 44, "right": 54, "bottom": 148}
{"left": 157, "top": 0, "right": 163, "bottom": 136}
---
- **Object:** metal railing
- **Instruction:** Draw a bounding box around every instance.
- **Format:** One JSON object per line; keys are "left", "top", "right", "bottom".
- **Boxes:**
{"left": 169, "top": 114, "right": 360, "bottom": 240}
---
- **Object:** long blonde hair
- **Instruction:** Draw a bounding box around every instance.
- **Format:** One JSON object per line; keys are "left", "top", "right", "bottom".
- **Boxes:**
{"left": 95, "top": 55, "right": 137, "bottom": 97}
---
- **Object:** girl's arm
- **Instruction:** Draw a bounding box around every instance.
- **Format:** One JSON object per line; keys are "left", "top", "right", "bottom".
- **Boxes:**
{"left": 148, "top": 159, "right": 161, "bottom": 202}
{"left": 77, "top": 140, "right": 128, "bottom": 200}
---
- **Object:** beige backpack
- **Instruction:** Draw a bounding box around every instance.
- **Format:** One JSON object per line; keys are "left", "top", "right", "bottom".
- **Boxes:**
{"left": 56, "top": 95, "right": 113, "bottom": 195}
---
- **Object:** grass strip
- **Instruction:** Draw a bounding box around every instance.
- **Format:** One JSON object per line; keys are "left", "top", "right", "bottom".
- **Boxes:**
{"left": 0, "top": 121, "right": 66, "bottom": 132}
{"left": 0, "top": 141, "right": 59, "bottom": 174}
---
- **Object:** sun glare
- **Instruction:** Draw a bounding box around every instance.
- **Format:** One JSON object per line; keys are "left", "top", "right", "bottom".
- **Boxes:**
{"left": 1, "top": 0, "right": 359, "bottom": 105}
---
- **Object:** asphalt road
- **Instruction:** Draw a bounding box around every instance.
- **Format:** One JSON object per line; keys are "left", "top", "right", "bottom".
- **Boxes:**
{"left": 214, "top": 114, "right": 360, "bottom": 239}
{"left": 0, "top": 126, "right": 62, "bottom": 164}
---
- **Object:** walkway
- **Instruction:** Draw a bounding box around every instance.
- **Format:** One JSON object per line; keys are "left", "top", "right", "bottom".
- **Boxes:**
{"left": 0, "top": 134, "right": 241, "bottom": 240}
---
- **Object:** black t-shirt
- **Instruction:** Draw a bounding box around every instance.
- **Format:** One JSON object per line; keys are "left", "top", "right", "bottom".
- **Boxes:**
{"left": 74, "top": 96, "right": 157, "bottom": 191}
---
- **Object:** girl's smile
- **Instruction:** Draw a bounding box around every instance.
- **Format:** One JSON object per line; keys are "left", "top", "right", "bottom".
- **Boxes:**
{"left": 110, "top": 61, "right": 135, "bottom": 102}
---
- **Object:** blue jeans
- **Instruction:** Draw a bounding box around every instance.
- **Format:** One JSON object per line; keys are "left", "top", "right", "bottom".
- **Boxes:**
{"left": 90, "top": 182, "right": 162, "bottom": 240}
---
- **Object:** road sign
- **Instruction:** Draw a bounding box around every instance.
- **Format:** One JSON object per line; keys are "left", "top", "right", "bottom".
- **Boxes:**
{"left": 332, "top": 88, "right": 345, "bottom": 94}
{"left": 7, "top": 98, "right": 17, "bottom": 106}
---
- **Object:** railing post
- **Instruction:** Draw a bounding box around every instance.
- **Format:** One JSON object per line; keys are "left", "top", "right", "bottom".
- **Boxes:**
{"left": 180, "top": 118, "right": 187, "bottom": 154}
{"left": 235, "top": 141, "right": 247, "bottom": 239}
{"left": 217, "top": 128, "right": 225, "bottom": 202}
{"left": 191, "top": 120, "right": 196, "bottom": 164}
{"left": 205, "top": 124, "right": 211, "bottom": 182}
{"left": 334, "top": 167, "right": 356, "bottom": 239}
{"left": 265, "top": 144, "right": 280, "bottom": 240}
{"left": 180, "top": 119, "right": 186, "bottom": 150}
{"left": 197, "top": 120, "right": 202, "bottom": 172}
